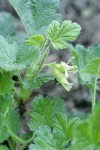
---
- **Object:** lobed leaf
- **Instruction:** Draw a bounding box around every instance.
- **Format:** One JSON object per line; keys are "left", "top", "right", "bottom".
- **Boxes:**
{"left": 23, "top": 73, "right": 55, "bottom": 90}
{"left": 81, "top": 58, "right": 100, "bottom": 75}
{"left": 0, "top": 35, "right": 41, "bottom": 71}
{"left": 29, "top": 127, "right": 67, "bottom": 150}
{"left": 9, "top": 0, "right": 61, "bottom": 35}
{"left": 71, "top": 102, "right": 100, "bottom": 150}
{"left": 26, "top": 35, "right": 45, "bottom": 48}
{"left": 28, "top": 96, "right": 65, "bottom": 130}
{"left": 53, "top": 113, "right": 79, "bottom": 140}
{"left": 16, "top": 44, "right": 41, "bottom": 67}
{"left": 68, "top": 44, "right": 100, "bottom": 85}
{"left": 0, "top": 35, "right": 18, "bottom": 71}
{"left": 46, "top": 20, "right": 81, "bottom": 50}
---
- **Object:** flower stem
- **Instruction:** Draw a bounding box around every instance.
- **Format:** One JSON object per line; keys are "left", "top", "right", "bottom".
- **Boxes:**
{"left": 31, "top": 45, "right": 50, "bottom": 80}
{"left": 91, "top": 75, "right": 98, "bottom": 112}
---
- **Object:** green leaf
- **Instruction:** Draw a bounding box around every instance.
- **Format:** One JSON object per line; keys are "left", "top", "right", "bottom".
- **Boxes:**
{"left": 68, "top": 44, "right": 100, "bottom": 85}
{"left": 29, "top": 127, "right": 67, "bottom": 150}
{"left": 19, "top": 131, "right": 33, "bottom": 141}
{"left": 81, "top": 58, "right": 100, "bottom": 75}
{"left": 23, "top": 73, "right": 55, "bottom": 90}
{"left": 0, "top": 12, "right": 27, "bottom": 45}
{"left": 8, "top": 109, "right": 21, "bottom": 135}
{"left": 0, "top": 145, "right": 9, "bottom": 150}
{"left": 71, "top": 103, "right": 100, "bottom": 150}
{"left": 0, "top": 96, "right": 14, "bottom": 123}
{"left": 29, "top": 127, "right": 57, "bottom": 150}
{"left": 0, "top": 72, "right": 13, "bottom": 95}
{"left": 16, "top": 44, "right": 41, "bottom": 67}
{"left": 67, "top": 111, "right": 88, "bottom": 120}
{"left": 18, "top": 87, "right": 32, "bottom": 100}
{"left": 71, "top": 121, "right": 96, "bottom": 150}
{"left": 26, "top": 35, "right": 45, "bottom": 48}
{"left": 0, "top": 35, "right": 18, "bottom": 71}
{"left": 0, "top": 12, "right": 16, "bottom": 37}
{"left": 0, "top": 126, "right": 9, "bottom": 144}
{"left": 8, "top": 132, "right": 25, "bottom": 144}
{"left": 0, "top": 96, "right": 14, "bottom": 143}
{"left": 46, "top": 20, "right": 81, "bottom": 50}
{"left": 7, "top": 32, "right": 27, "bottom": 46}
{"left": 9, "top": 0, "right": 61, "bottom": 35}
{"left": 52, "top": 129, "right": 68, "bottom": 149}
{"left": 28, "top": 96, "right": 65, "bottom": 130}
{"left": 53, "top": 114, "right": 79, "bottom": 140}
{"left": 0, "top": 35, "right": 41, "bottom": 71}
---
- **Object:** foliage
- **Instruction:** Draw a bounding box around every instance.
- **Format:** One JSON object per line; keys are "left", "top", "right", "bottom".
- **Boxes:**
{"left": 23, "top": 73, "right": 55, "bottom": 90}
{"left": 47, "top": 20, "right": 81, "bottom": 50}
{"left": 0, "top": 0, "right": 99, "bottom": 149}
{"left": 0, "top": 12, "right": 16, "bottom": 37}
{"left": 9, "top": 0, "right": 61, "bottom": 35}
{"left": 29, "top": 127, "right": 67, "bottom": 150}
{"left": 68, "top": 44, "right": 100, "bottom": 111}
{"left": 0, "top": 35, "right": 41, "bottom": 71}
{"left": 28, "top": 96, "right": 65, "bottom": 130}
{"left": 28, "top": 96, "right": 78, "bottom": 150}
{"left": 28, "top": 98, "right": 100, "bottom": 150}
{"left": 26, "top": 35, "right": 45, "bottom": 48}
{"left": 0, "top": 145, "right": 9, "bottom": 150}
{"left": 0, "top": 71, "right": 13, "bottom": 95}
{"left": 70, "top": 103, "right": 100, "bottom": 150}
{"left": 0, "top": 96, "right": 14, "bottom": 143}
{"left": 68, "top": 44, "right": 100, "bottom": 85}
{"left": 53, "top": 113, "right": 79, "bottom": 140}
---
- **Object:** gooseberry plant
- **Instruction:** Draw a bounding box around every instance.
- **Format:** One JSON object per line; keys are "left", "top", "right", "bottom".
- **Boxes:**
{"left": 0, "top": 0, "right": 100, "bottom": 150}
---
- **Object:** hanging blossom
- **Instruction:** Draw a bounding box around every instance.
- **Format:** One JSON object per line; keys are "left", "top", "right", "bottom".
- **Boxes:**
{"left": 48, "top": 58, "right": 77, "bottom": 91}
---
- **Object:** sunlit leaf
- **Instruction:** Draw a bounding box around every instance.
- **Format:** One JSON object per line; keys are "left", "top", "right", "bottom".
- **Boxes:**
{"left": 0, "top": 35, "right": 40, "bottom": 71}
{"left": 0, "top": 145, "right": 9, "bottom": 150}
{"left": 0, "top": 72, "right": 13, "bottom": 95}
{"left": 9, "top": 0, "right": 61, "bottom": 35}
{"left": 26, "top": 35, "right": 45, "bottom": 48}
{"left": 23, "top": 73, "right": 54, "bottom": 90}
{"left": 29, "top": 127, "right": 67, "bottom": 150}
{"left": 81, "top": 58, "right": 100, "bottom": 75}
{"left": 68, "top": 44, "right": 100, "bottom": 85}
{"left": 53, "top": 113, "right": 79, "bottom": 140}
{"left": 28, "top": 96, "right": 65, "bottom": 130}
{"left": 47, "top": 20, "right": 81, "bottom": 50}
{"left": 71, "top": 103, "right": 100, "bottom": 150}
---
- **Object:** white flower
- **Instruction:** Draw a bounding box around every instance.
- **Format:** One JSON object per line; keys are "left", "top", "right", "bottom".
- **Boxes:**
{"left": 48, "top": 59, "right": 77, "bottom": 91}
